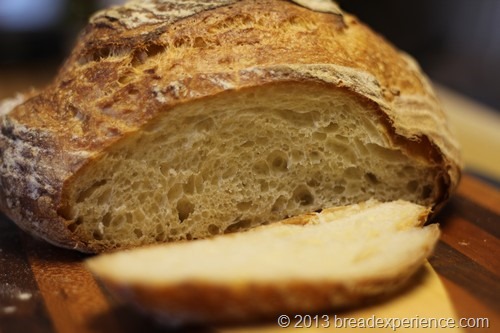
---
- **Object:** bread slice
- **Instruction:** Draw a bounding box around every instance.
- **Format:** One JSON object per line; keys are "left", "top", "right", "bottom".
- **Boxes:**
{"left": 0, "top": 0, "right": 460, "bottom": 252}
{"left": 86, "top": 200, "right": 439, "bottom": 326}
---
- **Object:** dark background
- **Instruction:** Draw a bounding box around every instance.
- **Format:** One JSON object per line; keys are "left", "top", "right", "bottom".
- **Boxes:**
{"left": 337, "top": 0, "right": 500, "bottom": 112}
{"left": 1, "top": 0, "right": 499, "bottom": 112}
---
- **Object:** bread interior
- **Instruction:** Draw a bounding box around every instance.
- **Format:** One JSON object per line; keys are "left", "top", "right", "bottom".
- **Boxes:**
{"left": 64, "top": 83, "right": 439, "bottom": 249}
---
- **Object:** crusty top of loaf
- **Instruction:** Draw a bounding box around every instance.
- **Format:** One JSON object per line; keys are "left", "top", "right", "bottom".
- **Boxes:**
{"left": 6, "top": 0, "right": 461, "bottom": 155}
{"left": 0, "top": 0, "right": 461, "bottom": 249}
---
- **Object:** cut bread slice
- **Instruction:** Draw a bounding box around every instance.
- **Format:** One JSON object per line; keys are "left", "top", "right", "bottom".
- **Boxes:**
{"left": 86, "top": 200, "right": 439, "bottom": 326}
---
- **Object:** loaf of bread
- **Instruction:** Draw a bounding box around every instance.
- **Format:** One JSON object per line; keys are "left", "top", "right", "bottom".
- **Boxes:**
{"left": 0, "top": 0, "right": 461, "bottom": 252}
{"left": 86, "top": 200, "right": 439, "bottom": 325}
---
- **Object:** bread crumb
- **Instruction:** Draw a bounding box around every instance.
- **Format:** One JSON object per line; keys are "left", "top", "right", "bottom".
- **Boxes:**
{"left": 458, "top": 241, "right": 469, "bottom": 246}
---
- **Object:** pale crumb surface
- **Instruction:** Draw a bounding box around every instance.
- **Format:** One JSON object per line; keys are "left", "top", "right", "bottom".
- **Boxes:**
{"left": 68, "top": 84, "right": 440, "bottom": 250}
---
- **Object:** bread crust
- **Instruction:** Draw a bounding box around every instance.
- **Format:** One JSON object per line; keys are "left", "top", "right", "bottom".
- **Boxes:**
{"left": 100, "top": 274, "right": 418, "bottom": 325}
{"left": 0, "top": 0, "right": 461, "bottom": 252}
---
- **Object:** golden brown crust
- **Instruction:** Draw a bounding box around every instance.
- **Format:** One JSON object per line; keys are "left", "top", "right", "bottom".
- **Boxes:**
{"left": 101, "top": 275, "right": 412, "bottom": 325}
{"left": 0, "top": 0, "right": 461, "bottom": 252}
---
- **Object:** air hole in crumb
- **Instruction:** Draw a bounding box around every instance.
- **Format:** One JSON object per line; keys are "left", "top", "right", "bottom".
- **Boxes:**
{"left": 421, "top": 185, "right": 433, "bottom": 199}
{"left": 131, "top": 44, "right": 165, "bottom": 67}
{"left": 267, "top": 151, "right": 288, "bottom": 172}
{"left": 253, "top": 160, "right": 269, "bottom": 175}
{"left": 271, "top": 195, "right": 287, "bottom": 212}
{"left": 111, "top": 215, "right": 125, "bottom": 227}
{"left": 67, "top": 223, "right": 78, "bottom": 233}
{"left": 293, "top": 185, "right": 314, "bottom": 206}
{"left": 344, "top": 167, "right": 361, "bottom": 179}
{"left": 97, "top": 189, "right": 112, "bottom": 205}
{"left": 218, "top": 55, "right": 233, "bottom": 65}
{"left": 193, "top": 37, "right": 207, "bottom": 48}
{"left": 184, "top": 176, "right": 196, "bottom": 194}
{"left": 131, "top": 182, "right": 141, "bottom": 191}
{"left": 173, "top": 36, "right": 191, "bottom": 48}
{"left": 222, "top": 166, "right": 237, "bottom": 179}
{"left": 76, "top": 180, "right": 108, "bottom": 203}
{"left": 335, "top": 134, "right": 349, "bottom": 143}
{"left": 208, "top": 224, "right": 220, "bottom": 235}
{"left": 403, "top": 166, "right": 416, "bottom": 174}
{"left": 324, "top": 122, "right": 339, "bottom": 132}
{"left": 309, "top": 151, "right": 322, "bottom": 163}
{"left": 137, "top": 192, "right": 148, "bottom": 203}
{"left": 259, "top": 180, "right": 269, "bottom": 192}
{"left": 89, "top": 47, "right": 111, "bottom": 62}
{"left": 406, "top": 180, "right": 418, "bottom": 193}
{"left": 118, "top": 74, "right": 133, "bottom": 85}
{"left": 159, "top": 163, "right": 170, "bottom": 177}
{"left": 333, "top": 185, "right": 345, "bottom": 194}
{"left": 177, "top": 197, "right": 194, "bottom": 223}
{"left": 365, "top": 172, "right": 379, "bottom": 184}
{"left": 225, "top": 219, "right": 251, "bottom": 233}
{"left": 236, "top": 201, "right": 252, "bottom": 211}
{"left": 167, "top": 183, "right": 183, "bottom": 201}
{"left": 78, "top": 46, "right": 130, "bottom": 66}
{"left": 307, "top": 178, "right": 320, "bottom": 187}
{"left": 312, "top": 132, "right": 327, "bottom": 140}
{"left": 186, "top": 233, "right": 193, "bottom": 240}
{"left": 155, "top": 232, "right": 166, "bottom": 241}
{"left": 291, "top": 149, "right": 304, "bottom": 161}
{"left": 92, "top": 230, "right": 103, "bottom": 241}
{"left": 133, "top": 229, "right": 143, "bottom": 238}
{"left": 127, "top": 87, "right": 139, "bottom": 96}
{"left": 194, "top": 174, "right": 204, "bottom": 193}
{"left": 102, "top": 213, "right": 112, "bottom": 227}
{"left": 145, "top": 44, "right": 165, "bottom": 57}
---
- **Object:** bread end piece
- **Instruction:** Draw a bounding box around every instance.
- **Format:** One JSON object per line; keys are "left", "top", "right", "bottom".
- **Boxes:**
{"left": 86, "top": 200, "right": 439, "bottom": 326}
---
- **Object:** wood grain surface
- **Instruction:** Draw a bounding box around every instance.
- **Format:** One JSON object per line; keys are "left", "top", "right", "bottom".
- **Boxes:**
{"left": 0, "top": 173, "right": 498, "bottom": 333}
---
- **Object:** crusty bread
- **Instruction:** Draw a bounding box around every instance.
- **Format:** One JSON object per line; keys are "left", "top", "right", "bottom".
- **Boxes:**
{"left": 86, "top": 200, "right": 439, "bottom": 325}
{"left": 0, "top": 0, "right": 460, "bottom": 252}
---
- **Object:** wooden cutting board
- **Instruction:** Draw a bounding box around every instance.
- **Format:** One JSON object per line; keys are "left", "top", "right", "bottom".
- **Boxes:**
{"left": 0, "top": 174, "right": 498, "bottom": 333}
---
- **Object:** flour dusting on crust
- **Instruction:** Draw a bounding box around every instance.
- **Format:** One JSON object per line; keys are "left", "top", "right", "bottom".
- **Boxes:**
{"left": 91, "top": 0, "right": 240, "bottom": 29}
{"left": 291, "top": 0, "right": 342, "bottom": 15}
{"left": 0, "top": 94, "right": 26, "bottom": 117}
